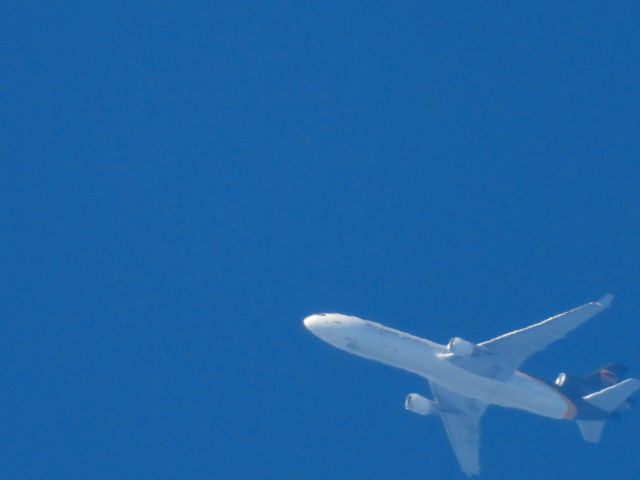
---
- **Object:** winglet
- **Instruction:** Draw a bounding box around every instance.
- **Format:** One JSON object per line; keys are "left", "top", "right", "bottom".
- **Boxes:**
{"left": 597, "top": 294, "right": 615, "bottom": 308}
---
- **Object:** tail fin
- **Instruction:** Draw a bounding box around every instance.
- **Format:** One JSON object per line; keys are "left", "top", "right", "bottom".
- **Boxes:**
{"left": 585, "top": 363, "right": 629, "bottom": 387}
{"left": 577, "top": 378, "right": 640, "bottom": 444}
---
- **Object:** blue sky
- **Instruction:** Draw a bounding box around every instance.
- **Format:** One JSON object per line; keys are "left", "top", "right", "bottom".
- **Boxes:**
{"left": 3, "top": 2, "right": 639, "bottom": 479}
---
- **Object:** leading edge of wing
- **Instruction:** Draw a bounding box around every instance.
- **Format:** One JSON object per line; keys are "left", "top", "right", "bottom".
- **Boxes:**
{"left": 476, "top": 294, "right": 614, "bottom": 369}
{"left": 429, "top": 382, "right": 488, "bottom": 477}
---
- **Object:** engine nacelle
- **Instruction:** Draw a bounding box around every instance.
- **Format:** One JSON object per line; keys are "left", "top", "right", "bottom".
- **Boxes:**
{"left": 555, "top": 372, "right": 583, "bottom": 389}
{"left": 447, "top": 337, "right": 476, "bottom": 357}
{"left": 555, "top": 372, "right": 568, "bottom": 386}
{"left": 405, "top": 393, "right": 439, "bottom": 416}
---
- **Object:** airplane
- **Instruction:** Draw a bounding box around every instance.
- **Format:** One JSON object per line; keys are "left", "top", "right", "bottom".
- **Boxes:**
{"left": 303, "top": 294, "right": 639, "bottom": 476}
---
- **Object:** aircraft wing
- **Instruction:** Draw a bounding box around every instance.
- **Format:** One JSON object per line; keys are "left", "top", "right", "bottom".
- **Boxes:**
{"left": 477, "top": 294, "right": 614, "bottom": 370}
{"left": 429, "top": 381, "right": 488, "bottom": 477}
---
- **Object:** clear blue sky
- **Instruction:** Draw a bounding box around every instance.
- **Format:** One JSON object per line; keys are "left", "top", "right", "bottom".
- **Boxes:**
{"left": 3, "top": 2, "right": 639, "bottom": 479}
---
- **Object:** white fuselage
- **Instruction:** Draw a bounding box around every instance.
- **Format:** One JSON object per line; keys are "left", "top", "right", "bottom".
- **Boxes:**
{"left": 303, "top": 313, "right": 576, "bottom": 420}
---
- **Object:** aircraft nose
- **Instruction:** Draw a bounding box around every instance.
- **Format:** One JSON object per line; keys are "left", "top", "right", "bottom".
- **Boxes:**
{"left": 303, "top": 315, "right": 321, "bottom": 330}
{"left": 303, "top": 314, "right": 364, "bottom": 350}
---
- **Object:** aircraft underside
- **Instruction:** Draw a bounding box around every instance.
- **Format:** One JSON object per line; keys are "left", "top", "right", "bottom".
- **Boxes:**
{"left": 303, "top": 294, "right": 639, "bottom": 476}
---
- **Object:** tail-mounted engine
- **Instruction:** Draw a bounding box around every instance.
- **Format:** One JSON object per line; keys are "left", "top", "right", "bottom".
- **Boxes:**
{"left": 405, "top": 393, "right": 439, "bottom": 416}
{"left": 555, "top": 372, "right": 571, "bottom": 387}
{"left": 555, "top": 366, "right": 633, "bottom": 410}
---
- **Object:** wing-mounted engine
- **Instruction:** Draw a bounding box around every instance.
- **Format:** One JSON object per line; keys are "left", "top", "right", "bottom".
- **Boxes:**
{"left": 447, "top": 337, "right": 476, "bottom": 357}
{"left": 404, "top": 393, "right": 439, "bottom": 416}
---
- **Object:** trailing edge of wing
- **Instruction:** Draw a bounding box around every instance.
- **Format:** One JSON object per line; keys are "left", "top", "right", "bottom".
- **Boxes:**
{"left": 429, "top": 382, "right": 488, "bottom": 477}
{"left": 477, "top": 294, "right": 614, "bottom": 370}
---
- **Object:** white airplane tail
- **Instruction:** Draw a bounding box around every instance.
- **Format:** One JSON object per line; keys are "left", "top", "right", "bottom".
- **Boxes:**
{"left": 576, "top": 420, "right": 606, "bottom": 443}
{"left": 577, "top": 378, "right": 640, "bottom": 443}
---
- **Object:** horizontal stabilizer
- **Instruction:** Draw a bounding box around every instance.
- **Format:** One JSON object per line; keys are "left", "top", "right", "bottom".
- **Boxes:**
{"left": 577, "top": 420, "right": 606, "bottom": 444}
{"left": 583, "top": 378, "right": 640, "bottom": 413}
{"left": 577, "top": 379, "right": 639, "bottom": 444}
